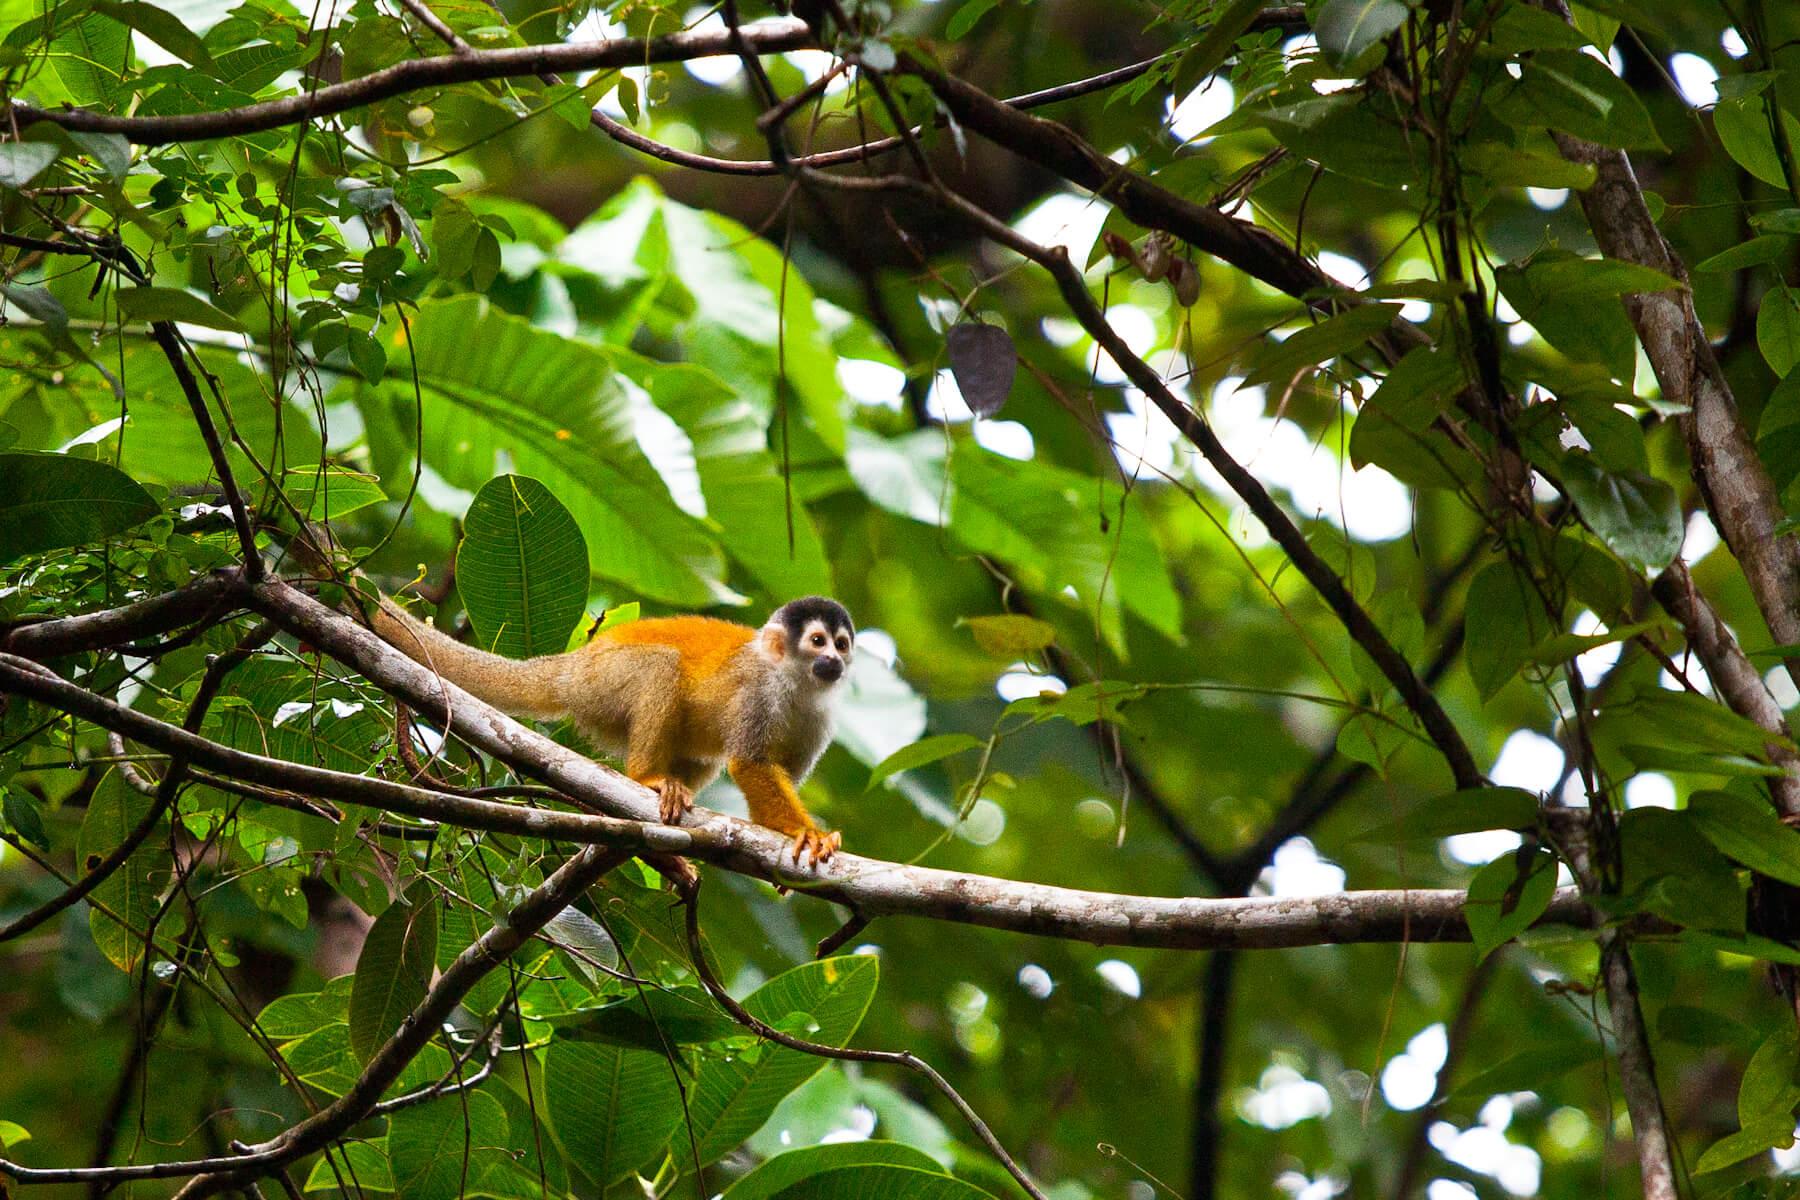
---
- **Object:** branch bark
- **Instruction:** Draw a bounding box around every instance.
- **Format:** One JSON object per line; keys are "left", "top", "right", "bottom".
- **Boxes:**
{"left": 9, "top": 20, "right": 814, "bottom": 144}
{"left": 0, "top": 643, "right": 1607, "bottom": 952}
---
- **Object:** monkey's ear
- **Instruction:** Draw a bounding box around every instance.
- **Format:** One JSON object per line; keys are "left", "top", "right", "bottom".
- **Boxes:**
{"left": 760, "top": 624, "right": 786, "bottom": 660}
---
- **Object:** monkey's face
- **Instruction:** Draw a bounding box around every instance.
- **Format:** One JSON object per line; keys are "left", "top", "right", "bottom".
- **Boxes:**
{"left": 766, "top": 596, "right": 856, "bottom": 690}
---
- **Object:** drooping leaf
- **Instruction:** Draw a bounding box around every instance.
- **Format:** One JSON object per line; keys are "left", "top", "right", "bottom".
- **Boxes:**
{"left": 115, "top": 286, "right": 248, "bottom": 334}
{"left": 1760, "top": 285, "right": 1800, "bottom": 377}
{"left": 1463, "top": 562, "right": 1555, "bottom": 700}
{"left": 960, "top": 614, "right": 1056, "bottom": 656}
{"left": 75, "top": 771, "right": 170, "bottom": 973}
{"left": 1557, "top": 454, "right": 1682, "bottom": 571}
{"left": 457, "top": 474, "right": 589, "bottom": 659}
{"left": 0, "top": 453, "right": 157, "bottom": 563}
{"left": 349, "top": 882, "right": 440, "bottom": 1063}
{"left": 686, "top": 956, "right": 880, "bottom": 1165}
{"left": 1688, "top": 790, "right": 1800, "bottom": 888}
{"left": 1492, "top": 50, "right": 1665, "bottom": 150}
{"left": 945, "top": 323, "right": 1017, "bottom": 418}
{"left": 1464, "top": 846, "right": 1558, "bottom": 958}
{"left": 866, "top": 733, "right": 985, "bottom": 791}
{"left": 0, "top": 142, "right": 61, "bottom": 189}
{"left": 545, "top": 1039, "right": 686, "bottom": 1185}
{"left": 1242, "top": 304, "right": 1402, "bottom": 388}
{"left": 1349, "top": 787, "right": 1539, "bottom": 843}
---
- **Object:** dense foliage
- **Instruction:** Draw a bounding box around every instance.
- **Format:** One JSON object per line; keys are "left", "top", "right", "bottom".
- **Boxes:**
{"left": 8, "top": 1, "right": 1800, "bottom": 1199}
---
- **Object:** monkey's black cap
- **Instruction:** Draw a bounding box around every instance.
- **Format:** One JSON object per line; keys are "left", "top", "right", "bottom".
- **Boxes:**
{"left": 772, "top": 596, "right": 854, "bottom": 642}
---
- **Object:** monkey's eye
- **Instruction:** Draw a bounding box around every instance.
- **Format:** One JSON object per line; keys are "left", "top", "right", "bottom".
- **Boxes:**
{"left": 835, "top": 636, "right": 850, "bottom": 653}
{"left": 811, "top": 633, "right": 826, "bottom": 647}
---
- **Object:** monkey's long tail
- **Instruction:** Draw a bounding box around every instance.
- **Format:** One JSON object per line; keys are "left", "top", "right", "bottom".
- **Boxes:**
{"left": 370, "top": 599, "right": 570, "bottom": 721}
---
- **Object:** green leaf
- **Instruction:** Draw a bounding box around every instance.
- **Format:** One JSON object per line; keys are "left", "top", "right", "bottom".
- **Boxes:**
{"left": 867, "top": 733, "right": 984, "bottom": 791}
{"left": 1696, "top": 1119, "right": 1797, "bottom": 1174}
{"left": 726, "top": 1143, "right": 949, "bottom": 1200}
{"left": 91, "top": 1, "right": 216, "bottom": 70}
{"left": 1367, "top": 346, "right": 1463, "bottom": 431}
{"left": 258, "top": 984, "right": 350, "bottom": 1042}
{"left": 75, "top": 771, "right": 170, "bottom": 972}
{"left": 283, "top": 467, "right": 387, "bottom": 521}
{"left": 4, "top": 787, "right": 51, "bottom": 852}
{"left": 1688, "top": 790, "right": 1800, "bottom": 887}
{"left": 349, "top": 883, "right": 440, "bottom": 1063}
{"left": 1741, "top": 1026, "right": 1800, "bottom": 1130}
{"left": 0, "top": 453, "right": 157, "bottom": 563}
{"left": 1464, "top": 562, "right": 1555, "bottom": 700}
{"left": 1620, "top": 808, "right": 1745, "bottom": 932}
{"left": 360, "top": 296, "right": 728, "bottom": 605}
{"left": 556, "top": 988, "right": 740, "bottom": 1053}
{"left": 0, "top": 142, "right": 60, "bottom": 188}
{"left": 767, "top": 1165, "right": 998, "bottom": 1199}
{"left": 1171, "top": 0, "right": 1268, "bottom": 94}
{"left": 388, "top": 1090, "right": 510, "bottom": 1200}
{"left": 1495, "top": 250, "right": 1646, "bottom": 378}
{"left": 545, "top": 1039, "right": 686, "bottom": 1185}
{"left": 1714, "top": 94, "right": 1800, "bottom": 187}
{"left": 543, "top": 903, "right": 619, "bottom": 986}
{"left": 1493, "top": 50, "right": 1665, "bottom": 150}
{"left": 1760, "top": 285, "right": 1800, "bottom": 377}
{"left": 457, "top": 474, "right": 589, "bottom": 659}
{"left": 960, "top": 614, "right": 1056, "bottom": 656}
{"left": 1314, "top": 0, "right": 1410, "bottom": 65}
{"left": 1350, "top": 786, "right": 1539, "bottom": 843}
{"left": 115, "top": 286, "right": 248, "bottom": 334}
{"left": 1753, "top": 209, "right": 1800, "bottom": 235}
{"left": 1522, "top": 619, "right": 1666, "bottom": 667}
{"left": 349, "top": 330, "right": 387, "bottom": 384}
{"left": 1464, "top": 847, "right": 1558, "bottom": 958}
{"left": 945, "top": 0, "right": 1003, "bottom": 40}
{"left": 1615, "top": 690, "right": 1795, "bottom": 757}
{"left": 1242, "top": 304, "right": 1403, "bottom": 388}
{"left": 302, "top": 1139, "right": 392, "bottom": 1192}
{"left": 687, "top": 956, "right": 880, "bottom": 1165}
{"left": 1696, "top": 235, "right": 1793, "bottom": 274}
{"left": 1463, "top": 140, "right": 1598, "bottom": 190}
{"left": 0, "top": 1121, "right": 30, "bottom": 1150}
{"left": 1558, "top": 455, "right": 1682, "bottom": 571}
{"left": 1522, "top": 256, "right": 1682, "bottom": 298}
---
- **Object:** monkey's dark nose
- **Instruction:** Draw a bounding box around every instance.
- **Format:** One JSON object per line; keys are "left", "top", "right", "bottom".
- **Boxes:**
{"left": 812, "top": 656, "right": 844, "bottom": 682}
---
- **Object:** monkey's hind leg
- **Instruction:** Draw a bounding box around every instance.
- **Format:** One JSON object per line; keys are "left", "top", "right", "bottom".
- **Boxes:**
{"left": 619, "top": 656, "right": 695, "bottom": 825}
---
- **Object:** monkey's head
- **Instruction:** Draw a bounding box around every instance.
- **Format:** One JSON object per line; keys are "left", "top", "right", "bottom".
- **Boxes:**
{"left": 763, "top": 596, "right": 856, "bottom": 688}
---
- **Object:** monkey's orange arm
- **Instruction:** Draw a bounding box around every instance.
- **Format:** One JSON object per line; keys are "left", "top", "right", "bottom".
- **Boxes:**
{"left": 729, "top": 757, "right": 840, "bottom": 865}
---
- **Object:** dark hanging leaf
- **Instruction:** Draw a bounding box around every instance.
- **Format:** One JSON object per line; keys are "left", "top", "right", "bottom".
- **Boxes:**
{"left": 4, "top": 788, "right": 51, "bottom": 852}
{"left": 946, "top": 322, "right": 1017, "bottom": 418}
{"left": 0, "top": 453, "right": 158, "bottom": 562}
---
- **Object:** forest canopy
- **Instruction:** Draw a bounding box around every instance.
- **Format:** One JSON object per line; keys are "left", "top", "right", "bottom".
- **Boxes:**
{"left": 5, "top": 2, "right": 1800, "bottom": 1199}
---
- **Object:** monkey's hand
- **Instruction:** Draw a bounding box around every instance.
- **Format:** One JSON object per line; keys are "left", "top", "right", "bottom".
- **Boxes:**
{"left": 653, "top": 778, "right": 695, "bottom": 824}
{"left": 791, "top": 827, "right": 841, "bottom": 866}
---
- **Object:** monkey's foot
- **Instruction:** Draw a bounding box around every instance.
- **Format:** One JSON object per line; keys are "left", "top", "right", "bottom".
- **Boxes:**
{"left": 790, "top": 828, "right": 841, "bottom": 867}
{"left": 655, "top": 779, "right": 695, "bottom": 824}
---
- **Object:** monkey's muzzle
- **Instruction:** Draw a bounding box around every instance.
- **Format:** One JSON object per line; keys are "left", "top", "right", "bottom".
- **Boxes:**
{"left": 812, "top": 656, "right": 844, "bottom": 683}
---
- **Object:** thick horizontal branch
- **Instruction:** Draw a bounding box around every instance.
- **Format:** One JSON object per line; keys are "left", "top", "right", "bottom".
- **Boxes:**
{"left": 9, "top": 19, "right": 813, "bottom": 144}
{"left": 0, "top": 569, "right": 242, "bottom": 658}
{"left": 3, "top": 600, "right": 1585, "bottom": 950}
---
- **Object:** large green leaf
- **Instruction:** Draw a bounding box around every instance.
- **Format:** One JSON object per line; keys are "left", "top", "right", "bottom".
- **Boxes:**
{"left": 1557, "top": 455, "right": 1682, "bottom": 572}
{"left": 1463, "top": 562, "right": 1555, "bottom": 700}
{"left": 687, "top": 956, "right": 880, "bottom": 1165}
{"left": 767, "top": 1165, "right": 997, "bottom": 1200}
{"left": 75, "top": 770, "right": 170, "bottom": 972}
{"left": 726, "top": 1143, "right": 949, "bottom": 1200}
{"left": 456, "top": 474, "right": 589, "bottom": 658}
{"left": 357, "top": 295, "right": 729, "bottom": 605}
{"left": 1492, "top": 50, "right": 1664, "bottom": 150}
{"left": 616, "top": 351, "right": 833, "bottom": 599}
{"left": 0, "top": 452, "right": 157, "bottom": 562}
{"left": 388, "top": 1089, "right": 511, "bottom": 1200}
{"left": 544, "top": 1039, "right": 686, "bottom": 1185}
{"left": 1688, "top": 791, "right": 1800, "bottom": 888}
{"left": 349, "top": 882, "right": 440, "bottom": 1063}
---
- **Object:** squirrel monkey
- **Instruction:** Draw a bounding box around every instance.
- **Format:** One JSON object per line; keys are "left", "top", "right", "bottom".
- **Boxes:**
{"left": 369, "top": 594, "right": 855, "bottom": 864}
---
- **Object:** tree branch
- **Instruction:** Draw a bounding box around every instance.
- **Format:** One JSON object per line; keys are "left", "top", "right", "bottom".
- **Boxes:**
{"left": 9, "top": 19, "right": 815, "bottom": 144}
{"left": 0, "top": 644, "right": 1606, "bottom": 952}
{"left": 0, "top": 569, "right": 242, "bottom": 659}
